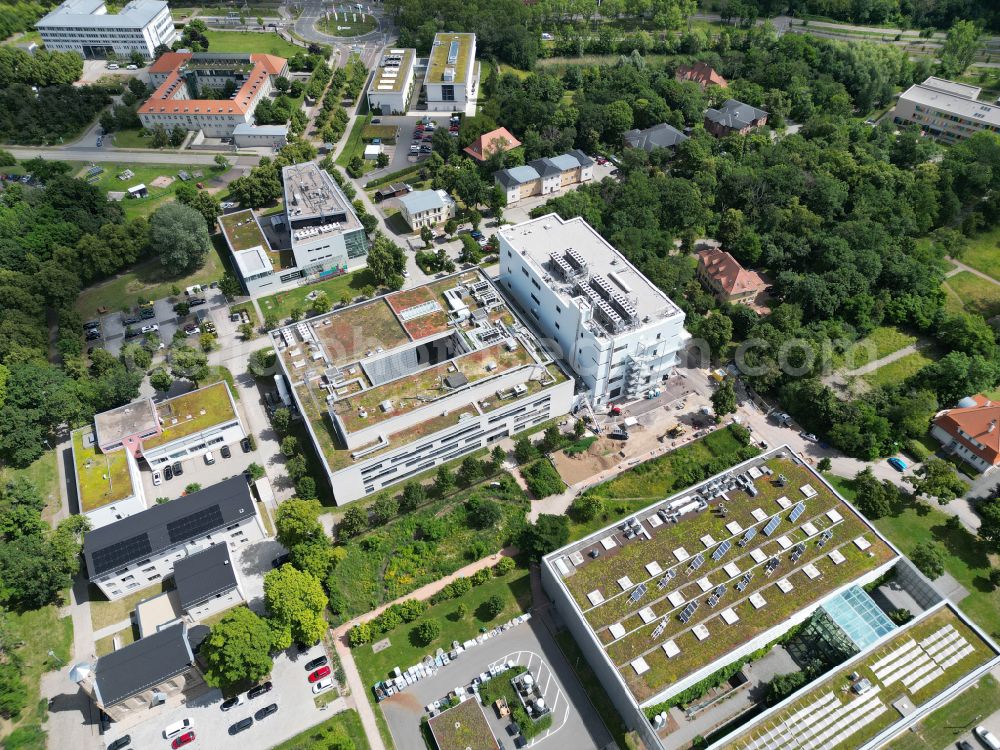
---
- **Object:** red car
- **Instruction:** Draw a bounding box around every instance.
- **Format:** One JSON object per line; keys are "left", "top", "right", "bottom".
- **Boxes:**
{"left": 308, "top": 665, "right": 332, "bottom": 683}
{"left": 172, "top": 731, "right": 195, "bottom": 748}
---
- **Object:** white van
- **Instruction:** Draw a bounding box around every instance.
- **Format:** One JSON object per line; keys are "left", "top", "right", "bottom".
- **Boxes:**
{"left": 107, "top": 63, "right": 119, "bottom": 70}
{"left": 204, "top": 451, "right": 215, "bottom": 465}
{"left": 163, "top": 718, "right": 192, "bottom": 739}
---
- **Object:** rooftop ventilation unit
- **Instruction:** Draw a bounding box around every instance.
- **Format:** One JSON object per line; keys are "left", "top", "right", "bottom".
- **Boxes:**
{"left": 565, "top": 248, "right": 588, "bottom": 272}
{"left": 443, "top": 67, "right": 455, "bottom": 82}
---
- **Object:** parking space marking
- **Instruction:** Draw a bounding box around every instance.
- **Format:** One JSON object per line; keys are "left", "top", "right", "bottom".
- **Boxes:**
{"left": 488, "top": 650, "right": 570, "bottom": 748}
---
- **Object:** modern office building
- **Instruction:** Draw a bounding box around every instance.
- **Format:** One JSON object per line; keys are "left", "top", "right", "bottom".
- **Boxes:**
{"left": 273, "top": 268, "right": 574, "bottom": 503}
{"left": 494, "top": 150, "right": 593, "bottom": 206}
{"left": 36, "top": 0, "right": 176, "bottom": 59}
{"left": 542, "top": 446, "right": 1000, "bottom": 750}
{"left": 423, "top": 32, "right": 478, "bottom": 112}
{"left": 367, "top": 47, "right": 416, "bottom": 115}
{"left": 83, "top": 476, "right": 265, "bottom": 600}
{"left": 931, "top": 394, "right": 1000, "bottom": 474}
{"left": 71, "top": 622, "right": 204, "bottom": 721}
{"left": 139, "top": 52, "right": 289, "bottom": 138}
{"left": 893, "top": 76, "right": 1000, "bottom": 142}
{"left": 498, "top": 214, "right": 688, "bottom": 406}
{"left": 398, "top": 188, "right": 456, "bottom": 230}
{"left": 219, "top": 163, "right": 368, "bottom": 295}
{"left": 623, "top": 123, "right": 689, "bottom": 152}
{"left": 704, "top": 99, "right": 768, "bottom": 137}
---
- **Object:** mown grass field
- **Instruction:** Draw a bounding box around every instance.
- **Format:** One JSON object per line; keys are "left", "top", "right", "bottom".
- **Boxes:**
{"left": 959, "top": 226, "right": 1000, "bottom": 282}
{"left": 202, "top": 29, "right": 301, "bottom": 57}
{"left": 861, "top": 349, "right": 935, "bottom": 388}
{"left": 258, "top": 267, "right": 378, "bottom": 323}
{"left": 835, "top": 326, "right": 917, "bottom": 371}
{"left": 271, "top": 709, "right": 371, "bottom": 750}
{"left": 945, "top": 270, "right": 1000, "bottom": 318}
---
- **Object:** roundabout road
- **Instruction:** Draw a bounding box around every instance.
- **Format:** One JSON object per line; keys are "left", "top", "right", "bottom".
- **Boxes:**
{"left": 293, "top": 0, "right": 388, "bottom": 45}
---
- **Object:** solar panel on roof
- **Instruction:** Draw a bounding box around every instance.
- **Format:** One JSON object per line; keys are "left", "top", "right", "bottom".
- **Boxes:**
{"left": 739, "top": 527, "right": 757, "bottom": 547}
{"left": 789, "top": 501, "right": 806, "bottom": 523}
{"left": 166, "top": 505, "right": 225, "bottom": 545}
{"left": 628, "top": 583, "right": 647, "bottom": 603}
{"left": 688, "top": 553, "right": 705, "bottom": 571}
{"left": 657, "top": 570, "right": 676, "bottom": 589}
{"left": 91, "top": 533, "right": 153, "bottom": 575}
{"left": 714, "top": 584, "right": 727, "bottom": 598}
{"left": 651, "top": 618, "right": 667, "bottom": 639}
{"left": 679, "top": 601, "right": 699, "bottom": 623}
{"left": 762, "top": 515, "right": 782, "bottom": 535}
{"left": 711, "top": 540, "right": 732, "bottom": 561}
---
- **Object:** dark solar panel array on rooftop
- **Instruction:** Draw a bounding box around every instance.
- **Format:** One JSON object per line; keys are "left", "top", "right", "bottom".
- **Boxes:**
{"left": 91, "top": 533, "right": 153, "bottom": 575}
{"left": 167, "top": 505, "right": 224, "bottom": 545}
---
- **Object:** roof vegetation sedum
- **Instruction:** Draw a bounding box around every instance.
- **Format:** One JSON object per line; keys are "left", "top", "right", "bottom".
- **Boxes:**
{"left": 219, "top": 209, "right": 268, "bottom": 252}
{"left": 73, "top": 427, "right": 134, "bottom": 512}
{"left": 141, "top": 382, "right": 236, "bottom": 450}
{"left": 426, "top": 32, "right": 474, "bottom": 85}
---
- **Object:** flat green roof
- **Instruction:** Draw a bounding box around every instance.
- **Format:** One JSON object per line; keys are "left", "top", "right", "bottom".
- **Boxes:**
{"left": 371, "top": 48, "right": 414, "bottom": 93}
{"left": 425, "top": 32, "right": 474, "bottom": 85}
{"left": 72, "top": 427, "right": 135, "bottom": 512}
{"left": 219, "top": 209, "right": 268, "bottom": 253}
{"left": 141, "top": 382, "right": 237, "bottom": 450}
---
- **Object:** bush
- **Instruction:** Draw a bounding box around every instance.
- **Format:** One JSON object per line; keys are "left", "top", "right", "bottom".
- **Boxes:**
{"left": 765, "top": 671, "right": 807, "bottom": 706}
{"left": 411, "top": 619, "right": 440, "bottom": 646}
{"left": 494, "top": 556, "right": 515, "bottom": 576}
{"left": 569, "top": 494, "right": 603, "bottom": 522}
{"left": 483, "top": 593, "right": 504, "bottom": 619}
{"left": 471, "top": 568, "right": 491, "bottom": 586}
{"left": 523, "top": 459, "right": 565, "bottom": 498}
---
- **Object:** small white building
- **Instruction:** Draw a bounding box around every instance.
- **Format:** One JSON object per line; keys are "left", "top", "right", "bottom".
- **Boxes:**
{"left": 364, "top": 143, "right": 383, "bottom": 160}
{"left": 423, "top": 32, "right": 478, "bottom": 112}
{"left": 398, "top": 188, "right": 455, "bottom": 230}
{"left": 36, "top": 0, "right": 176, "bottom": 59}
{"left": 83, "top": 476, "right": 266, "bottom": 600}
{"left": 232, "top": 123, "right": 289, "bottom": 149}
{"left": 367, "top": 48, "right": 416, "bottom": 115}
{"left": 498, "top": 214, "right": 689, "bottom": 406}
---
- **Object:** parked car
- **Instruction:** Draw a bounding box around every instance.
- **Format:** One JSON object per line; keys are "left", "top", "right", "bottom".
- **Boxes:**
{"left": 241, "top": 437, "right": 252, "bottom": 453}
{"left": 312, "top": 677, "right": 334, "bottom": 694}
{"left": 184, "top": 325, "right": 201, "bottom": 335}
{"left": 86, "top": 330, "right": 102, "bottom": 341}
{"left": 304, "top": 655, "right": 328, "bottom": 671}
{"left": 247, "top": 681, "right": 272, "bottom": 700}
{"left": 957, "top": 740, "right": 975, "bottom": 750}
{"left": 220, "top": 695, "right": 245, "bottom": 711}
{"left": 254, "top": 703, "right": 278, "bottom": 721}
{"left": 888, "top": 457, "right": 908, "bottom": 472}
{"left": 204, "top": 451, "right": 215, "bottom": 465}
{"left": 126, "top": 63, "right": 138, "bottom": 70}
{"left": 228, "top": 717, "right": 253, "bottom": 735}
{"left": 171, "top": 732, "right": 195, "bottom": 749}
{"left": 107, "top": 736, "right": 131, "bottom": 750}
{"left": 172, "top": 461, "right": 183, "bottom": 476}
{"left": 107, "top": 63, "right": 119, "bottom": 70}
{"left": 309, "top": 666, "right": 331, "bottom": 683}
{"left": 272, "top": 552, "right": 290, "bottom": 568}
{"left": 162, "top": 718, "right": 192, "bottom": 739}
{"left": 976, "top": 727, "right": 1000, "bottom": 750}
{"left": 122, "top": 316, "right": 141, "bottom": 326}
{"left": 371, "top": 117, "right": 381, "bottom": 124}
{"left": 799, "top": 432, "right": 818, "bottom": 443}
{"left": 470, "top": 230, "right": 483, "bottom": 240}
{"left": 220, "top": 445, "right": 231, "bottom": 459}
{"left": 164, "top": 464, "right": 173, "bottom": 481}
{"left": 189, "top": 297, "right": 206, "bottom": 307}
{"left": 152, "top": 470, "right": 162, "bottom": 486}
{"left": 140, "top": 324, "right": 158, "bottom": 334}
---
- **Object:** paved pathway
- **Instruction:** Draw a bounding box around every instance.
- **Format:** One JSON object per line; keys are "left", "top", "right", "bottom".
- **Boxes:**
{"left": 948, "top": 257, "right": 1000, "bottom": 288}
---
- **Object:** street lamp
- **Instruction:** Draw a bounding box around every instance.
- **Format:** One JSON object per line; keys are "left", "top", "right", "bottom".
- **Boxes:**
{"left": 48, "top": 649, "right": 63, "bottom": 668}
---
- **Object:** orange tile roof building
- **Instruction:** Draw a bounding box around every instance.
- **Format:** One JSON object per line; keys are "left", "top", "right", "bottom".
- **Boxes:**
{"left": 139, "top": 51, "right": 289, "bottom": 138}
{"left": 931, "top": 394, "right": 1000, "bottom": 474}
{"left": 675, "top": 62, "right": 728, "bottom": 89}
{"left": 463, "top": 126, "right": 521, "bottom": 161}
{"left": 696, "top": 247, "right": 768, "bottom": 306}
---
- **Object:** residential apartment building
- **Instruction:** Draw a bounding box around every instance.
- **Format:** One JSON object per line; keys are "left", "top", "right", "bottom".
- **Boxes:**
{"left": 542, "top": 447, "right": 1000, "bottom": 750}
{"left": 494, "top": 150, "right": 593, "bottom": 206}
{"left": 931, "top": 394, "right": 1000, "bottom": 474}
{"left": 273, "top": 268, "right": 574, "bottom": 503}
{"left": 398, "top": 188, "right": 456, "bottom": 230}
{"left": 423, "top": 32, "right": 478, "bottom": 112}
{"left": 498, "top": 214, "right": 688, "bottom": 406}
{"left": 83, "top": 476, "right": 265, "bottom": 600}
{"left": 219, "top": 163, "right": 368, "bottom": 295}
{"left": 696, "top": 247, "right": 768, "bottom": 306}
{"left": 36, "top": 0, "right": 176, "bottom": 58}
{"left": 893, "top": 76, "right": 1000, "bottom": 142}
{"left": 704, "top": 99, "right": 768, "bottom": 137}
{"left": 139, "top": 52, "right": 288, "bottom": 138}
{"left": 71, "top": 623, "right": 204, "bottom": 722}
{"left": 367, "top": 48, "right": 416, "bottom": 115}
{"left": 623, "top": 123, "right": 689, "bottom": 153}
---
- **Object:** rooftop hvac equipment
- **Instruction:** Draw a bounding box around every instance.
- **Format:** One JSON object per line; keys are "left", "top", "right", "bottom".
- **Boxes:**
{"left": 549, "top": 252, "right": 574, "bottom": 279}
{"left": 443, "top": 67, "right": 455, "bottom": 82}
{"left": 565, "top": 248, "right": 587, "bottom": 271}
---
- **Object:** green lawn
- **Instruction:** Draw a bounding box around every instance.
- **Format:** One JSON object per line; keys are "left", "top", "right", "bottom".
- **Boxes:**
{"left": 318, "top": 13, "right": 377, "bottom": 36}
{"left": 95, "top": 623, "right": 138, "bottom": 656}
{"left": 827, "top": 473, "right": 1000, "bottom": 636}
{"left": 836, "top": 326, "right": 918, "bottom": 371}
{"left": 4, "top": 603, "right": 73, "bottom": 742}
{"left": 959, "top": 226, "right": 1000, "bottom": 282}
{"left": 257, "top": 267, "right": 379, "bottom": 324}
{"left": 885, "top": 674, "right": 1000, "bottom": 750}
{"left": 202, "top": 29, "right": 302, "bottom": 57}
{"left": 335, "top": 115, "right": 372, "bottom": 168}
{"left": 353, "top": 568, "right": 532, "bottom": 687}
{"left": 89, "top": 579, "right": 173, "bottom": 631}
{"left": 0, "top": 449, "right": 60, "bottom": 522}
{"left": 862, "top": 350, "right": 936, "bottom": 388}
{"left": 271, "top": 709, "right": 371, "bottom": 750}
{"left": 77, "top": 161, "right": 225, "bottom": 219}
{"left": 945, "top": 271, "right": 1000, "bottom": 318}
{"left": 109, "top": 127, "right": 179, "bottom": 151}
{"left": 75, "top": 242, "right": 227, "bottom": 318}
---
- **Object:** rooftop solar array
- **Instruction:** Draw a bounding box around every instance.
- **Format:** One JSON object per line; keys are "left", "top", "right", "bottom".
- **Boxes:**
{"left": 91, "top": 533, "right": 153, "bottom": 575}
{"left": 789, "top": 501, "right": 806, "bottom": 523}
{"left": 739, "top": 527, "right": 757, "bottom": 547}
{"left": 712, "top": 540, "right": 732, "bottom": 561}
{"left": 762, "top": 515, "right": 782, "bottom": 535}
{"left": 166, "top": 505, "right": 224, "bottom": 545}
{"left": 657, "top": 570, "right": 676, "bottom": 589}
{"left": 629, "top": 583, "right": 648, "bottom": 603}
{"left": 688, "top": 553, "right": 705, "bottom": 572}
{"left": 678, "top": 601, "right": 699, "bottom": 623}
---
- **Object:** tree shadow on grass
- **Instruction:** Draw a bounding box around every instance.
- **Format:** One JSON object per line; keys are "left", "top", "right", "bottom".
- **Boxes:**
{"left": 929, "top": 519, "right": 991, "bottom": 572}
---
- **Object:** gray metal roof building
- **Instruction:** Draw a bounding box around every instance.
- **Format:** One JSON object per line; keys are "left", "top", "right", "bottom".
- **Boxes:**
{"left": 83, "top": 476, "right": 256, "bottom": 578}
{"left": 173, "top": 543, "right": 239, "bottom": 611}
{"left": 624, "top": 123, "right": 689, "bottom": 152}
{"left": 93, "top": 622, "right": 195, "bottom": 706}
{"left": 37, "top": 0, "right": 166, "bottom": 28}
{"left": 705, "top": 99, "right": 769, "bottom": 131}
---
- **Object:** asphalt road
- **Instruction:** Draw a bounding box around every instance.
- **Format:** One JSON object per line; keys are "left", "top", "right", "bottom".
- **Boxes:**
{"left": 5, "top": 146, "right": 262, "bottom": 169}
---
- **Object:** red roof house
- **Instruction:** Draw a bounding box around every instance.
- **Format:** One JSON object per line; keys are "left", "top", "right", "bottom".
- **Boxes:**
{"left": 463, "top": 127, "right": 521, "bottom": 162}
{"left": 696, "top": 247, "right": 768, "bottom": 306}
{"left": 675, "top": 62, "right": 728, "bottom": 89}
{"left": 931, "top": 394, "right": 1000, "bottom": 474}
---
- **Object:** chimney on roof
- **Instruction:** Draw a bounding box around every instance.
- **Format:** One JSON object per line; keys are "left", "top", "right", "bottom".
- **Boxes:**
{"left": 990, "top": 419, "right": 997, "bottom": 434}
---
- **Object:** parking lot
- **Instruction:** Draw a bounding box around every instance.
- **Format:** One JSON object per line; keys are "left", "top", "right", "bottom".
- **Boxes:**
{"left": 363, "top": 114, "right": 454, "bottom": 183}
{"left": 379, "top": 619, "right": 611, "bottom": 750}
{"left": 101, "top": 642, "right": 345, "bottom": 750}
{"left": 86, "top": 287, "right": 228, "bottom": 357}
{"left": 139, "top": 434, "right": 260, "bottom": 503}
